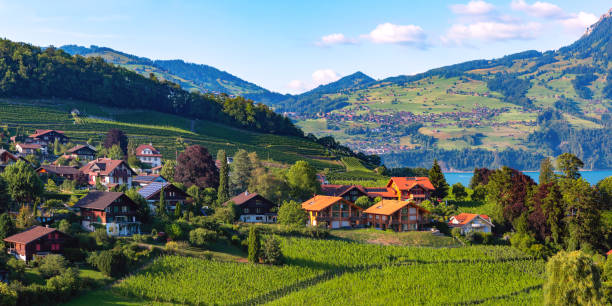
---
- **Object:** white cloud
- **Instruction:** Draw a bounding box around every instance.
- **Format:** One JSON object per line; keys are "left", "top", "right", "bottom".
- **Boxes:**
{"left": 442, "top": 21, "right": 541, "bottom": 45}
{"left": 510, "top": 0, "right": 565, "bottom": 19}
{"left": 286, "top": 80, "right": 308, "bottom": 94}
{"left": 312, "top": 69, "right": 341, "bottom": 86}
{"left": 450, "top": 1, "right": 495, "bottom": 15}
{"left": 363, "top": 23, "right": 427, "bottom": 47}
{"left": 315, "top": 33, "right": 356, "bottom": 47}
{"left": 560, "top": 12, "right": 598, "bottom": 32}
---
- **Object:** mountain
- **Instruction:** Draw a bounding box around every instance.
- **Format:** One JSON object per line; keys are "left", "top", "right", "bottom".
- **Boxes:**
{"left": 289, "top": 8, "right": 612, "bottom": 170}
{"left": 59, "top": 45, "right": 288, "bottom": 104}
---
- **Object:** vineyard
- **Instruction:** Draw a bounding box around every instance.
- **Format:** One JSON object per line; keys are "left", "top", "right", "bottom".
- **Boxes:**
{"left": 74, "top": 237, "right": 544, "bottom": 305}
{"left": 0, "top": 98, "right": 343, "bottom": 170}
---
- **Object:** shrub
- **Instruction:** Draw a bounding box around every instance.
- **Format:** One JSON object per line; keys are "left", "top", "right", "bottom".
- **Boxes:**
{"left": 7, "top": 258, "right": 26, "bottom": 282}
{"left": 0, "top": 282, "right": 17, "bottom": 306}
{"left": 471, "top": 185, "right": 486, "bottom": 202}
{"left": 45, "top": 267, "right": 80, "bottom": 301}
{"left": 36, "top": 254, "right": 68, "bottom": 278}
{"left": 261, "top": 236, "right": 283, "bottom": 265}
{"left": 63, "top": 248, "right": 87, "bottom": 262}
{"left": 88, "top": 250, "right": 128, "bottom": 277}
{"left": 277, "top": 200, "right": 307, "bottom": 227}
{"left": 189, "top": 228, "right": 218, "bottom": 247}
{"left": 451, "top": 227, "right": 462, "bottom": 238}
{"left": 165, "top": 241, "right": 189, "bottom": 252}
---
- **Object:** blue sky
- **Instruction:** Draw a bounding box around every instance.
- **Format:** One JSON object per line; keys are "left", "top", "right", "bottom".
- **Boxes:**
{"left": 0, "top": 0, "right": 609, "bottom": 94}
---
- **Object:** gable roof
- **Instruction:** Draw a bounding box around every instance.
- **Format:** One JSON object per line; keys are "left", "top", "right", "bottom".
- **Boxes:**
{"left": 16, "top": 143, "right": 43, "bottom": 149}
{"left": 135, "top": 144, "right": 162, "bottom": 157}
{"left": 0, "top": 149, "right": 17, "bottom": 161}
{"left": 387, "top": 177, "right": 435, "bottom": 191}
{"left": 224, "top": 191, "right": 274, "bottom": 206}
{"left": 449, "top": 213, "right": 493, "bottom": 227}
{"left": 36, "top": 165, "right": 80, "bottom": 175}
{"left": 301, "top": 195, "right": 360, "bottom": 212}
{"left": 29, "top": 129, "right": 65, "bottom": 139}
{"left": 80, "top": 158, "right": 136, "bottom": 176}
{"left": 138, "top": 182, "right": 187, "bottom": 199}
{"left": 133, "top": 174, "right": 166, "bottom": 183}
{"left": 3, "top": 226, "right": 62, "bottom": 244}
{"left": 66, "top": 144, "right": 96, "bottom": 154}
{"left": 320, "top": 184, "right": 369, "bottom": 197}
{"left": 364, "top": 187, "right": 397, "bottom": 198}
{"left": 74, "top": 191, "right": 125, "bottom": 210}
{"left": 364, "top": 200, "right": 430, "bottom": 215}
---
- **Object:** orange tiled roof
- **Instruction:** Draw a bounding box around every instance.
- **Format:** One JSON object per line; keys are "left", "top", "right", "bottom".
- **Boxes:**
{"left": 365, "top": 187, "right": 397, "bottom": 198}
{"left": 301, "top": 195, "right": 345, "bottom": 212}
{"left": 29, "top": 129, "right": 64, "bottom": 138}
{"left": 364, "top": 200, "right": 429, "bottom": 215}
{"left": 387, "top": 177, "right": 435, "bottom": 191}
{"left": 448, "top": 213, "right": 492, "bottom": 226}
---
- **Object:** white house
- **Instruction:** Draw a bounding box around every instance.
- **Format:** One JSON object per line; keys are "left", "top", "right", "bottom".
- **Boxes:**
{"left": 448, "top": 213, "right": 494, "bottom": 234}
{"left": 135, "top": 144, "right": 162, "bottom": 168}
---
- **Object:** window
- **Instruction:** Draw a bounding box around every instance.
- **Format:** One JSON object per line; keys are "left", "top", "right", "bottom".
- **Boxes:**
{"left": 368, "top": 214, "right": 372, "bottom": 219}
{"left": 244, "top": 208, "right": 250, "bottom": 214}
{"left": 55, "top": 233, "right": 59, "bottom": 239}
{"left": 256, "top": 208, "right": 261, "bottom": 214}
{"left": 409, "top": 215, "right": 417, "bottom": 221}
{"left": 409, "top": 208, "right": 416, "bottom": 214}
{"left": 382, "top": 216, "right": 387, "bottom": 221}
{"left": 114, "top": 206, "right": 119, "bottom": 213}
{"left": 401, "top": 208, "right": 408, "bottom": 214}
{"left": 122, "top": 206, "right": 128, "bottom": 213}
{"left": 401, "top": 215, "right": 408, "bottom": 221}
{"left": 375, "top": 215, "right": 379, "bottom": 220}
{"left": 105, "top": 207, "right": 111, "bottom": 213}
{"left": 332, "top": 212, "right": 339, "bottom": 218}
{"left": 341, "top": 212, "right": 349, "bottom": 218}
{"left": 36, "top": 244, "right": 41, "bottom": 251}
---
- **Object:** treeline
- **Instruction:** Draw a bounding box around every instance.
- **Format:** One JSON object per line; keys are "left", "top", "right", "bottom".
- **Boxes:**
{"left": 307, "top": 135, "right": 380, "bottom": 166}
{"left": 381, "top": 148, "right": 545, "bottom": 171}
{"left": 0, "top": 39, "right": 301, "bottom": 136}
{"left": 486, "top": 74, "right": 533, "bottom": 108}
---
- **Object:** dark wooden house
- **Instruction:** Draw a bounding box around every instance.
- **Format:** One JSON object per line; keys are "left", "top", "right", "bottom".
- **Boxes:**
{"left": 4, "top": 226, "right": 71, "bottom": 261}
{"left": 138, "top": 182, "right": 189, "bottom": 214}
{"left": 75, "top": 191, "right": 141, "bottom": 236}
{"left": 224, "top": 191, "right": 276, "bottom": 223}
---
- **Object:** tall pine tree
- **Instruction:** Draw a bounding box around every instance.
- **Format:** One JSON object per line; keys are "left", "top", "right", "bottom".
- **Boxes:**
{"left": 217, "top": 150, "right": 230, "bottom": 204}
{"left": 247, "top": 226, "right": 260, "bottom": 263}
{"left": 428, "top": 159, "right": 449, "bottom": 200}
{"left": 539, "top": 157, "right": 555, "bottom": 185}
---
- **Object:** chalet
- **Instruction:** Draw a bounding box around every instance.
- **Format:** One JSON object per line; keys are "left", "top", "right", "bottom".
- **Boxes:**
{"left": 80, "top": 158, "right": 137, "bottom": 188}
{"left": 75, "top": 191, "right": 141, "bottom": 236}
{"left": 320, "top": 184, "right": 373, "bottom": 203}
{"left": 135, "top": 144, "right": 162, "bottom": 168}
{"left": 301, "top": 195, "right": 362, "bottom": 229}
{"left": 385, "top": 177, "right": 435, "bottom": 202}
{"left": 364, "top": 200, "right": 430, "bottom": 231}
{"left": 224, "top": 191, "right": 276, "bottom": 223}
{"left": 27, "top": 129, "right": 69, "bottom": 145}
{"left": 0, "top": 149, "right": 18, "bottom": 172}
{"left": 3, "top": 226, "right": 71, "bottom": 261}
{"left": 133, "top": 174, "right": 167, "bottom": 187}
{"left": 448, "top": 213, "right": 493, "bottom": 234}
{"left": 138, "top": 182, "right": 189, "bottom": 213}
{"left": 15, "top": 143, "right": 46, "bottom": 155}
{"left": 36, "top": 165, "right": 81, "bottom": 181}
{"left": 65, "top": 144, "right": 97, "bottom": 160}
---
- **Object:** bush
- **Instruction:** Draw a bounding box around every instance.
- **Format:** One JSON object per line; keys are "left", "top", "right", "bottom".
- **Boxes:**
{"left": 189, "top": 228, "right": 218, "bottom": 247}
{"left": 0, "top": 282, "right": 17, "bottom": 306}
{"left": 277, "top": 200, "right": 307, "bottom": 227}
{"left": 165, "top": 241, "right": 189, "bottom": 252}
{"left": 451, "top": 227, "right": 462, "bottom": 238}
{"left": 471, "top": 185, "right": 486, "bottom": 202}
{"left": 63, "top": 248, "right": 87, "bottom": 262}
{"left": 45, "top": 268, "right": 80, "bottom": 302}
{"left": 36, "top": 254, "right": 68, "bottom": 278}
{"left": 260, "top": 236, "right": 283, "bottom": 265}
{"left": 88, "top": 250, "right": 128, "bottom": 277}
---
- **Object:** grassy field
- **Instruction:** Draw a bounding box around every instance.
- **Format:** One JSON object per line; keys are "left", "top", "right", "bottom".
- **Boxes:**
{"left": 0, "top": 98, "right": 343, "bottom": 171}
{"left": 331, "top": 228, "right": 459, "bottom": 247}
{"left": 65, "top": 235, "right": 544, "bottom": 305}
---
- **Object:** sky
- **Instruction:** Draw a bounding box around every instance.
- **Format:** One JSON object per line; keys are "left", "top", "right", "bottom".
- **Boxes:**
{"left": 0, "top": 0, "right": 609, "bottom": 94}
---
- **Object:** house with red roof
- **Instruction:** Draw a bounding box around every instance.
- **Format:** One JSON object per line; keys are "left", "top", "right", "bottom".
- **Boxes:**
{"left": 364, "top": 200, "right": 430, "bottom": 231}
{"left": 75, "top": 191, "right": 141, "bottom": 236}
{"left": 385, "top": 177, "right": 435, "bottom": 202}
{"left": 224, "top": 191, "right": 277, "bottom": 223}
{"left": 448, "top": 213, "right": 494, "bottom": 235}
{"left": 27, "top": 129, "right": 69, "bottom": 145}
{"left": 302, "top": 195, "right": 362, "bottom": 229}
{"left": 0, "top": 149, "right": 18, "bottom": 172}
{"left": 3, "top": 226, "right": 71, "bottom": 261}
{"left": 80, "top": 158, "right": 137, "bottom": 188}
{"left": 136, "top": 144, "right": 162, "bottom": 168}
{"left": 15, "top": 143, "right": 47, "bottom": 155}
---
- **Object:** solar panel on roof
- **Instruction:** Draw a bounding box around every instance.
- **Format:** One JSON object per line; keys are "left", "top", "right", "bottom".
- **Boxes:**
{"left": 138, "top": 182, "right": 168, "bottom": 199}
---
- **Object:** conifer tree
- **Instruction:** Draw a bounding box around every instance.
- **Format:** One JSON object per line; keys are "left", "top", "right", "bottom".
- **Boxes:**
{"left": 539, "top": 157, "right": 555, "bottom": 185}
{"left": 428, "top": 159, "right": 449, "bottom": 199}
{"left": 174, "top": 202, "right": 182, "bottom": 219}
{"left": 158, "top": 185, "right": 166, "bottom": 218}
{"left": 217, "top": 150, "right": 230, "bottom": 204}
{"left": 247, "top": 226, "right": 260, "bottom": 263}
{"left": 53, "top": 138, "right": 61, "bottom": 156}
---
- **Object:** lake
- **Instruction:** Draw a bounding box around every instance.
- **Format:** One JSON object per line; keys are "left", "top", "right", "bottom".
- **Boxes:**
{"left": 444, "top": 170, "right": 612, "bottom": 187}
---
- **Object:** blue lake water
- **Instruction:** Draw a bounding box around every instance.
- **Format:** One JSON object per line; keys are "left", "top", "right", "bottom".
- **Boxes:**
{"left": 444, "top": 170, "right": 612, "bottom": 186}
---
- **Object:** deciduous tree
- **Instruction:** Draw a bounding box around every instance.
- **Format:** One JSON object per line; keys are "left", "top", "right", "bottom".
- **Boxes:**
{"left": 1, "top": 160, "right": 43, "bottom": 205}
{"left": 277, "top": 200, "right": 307, "bottom": 226}
{"left": 544, "top": 251, "right": 604, "bottom": 305}
{"left": 230, "top": 149, "right": 252, "bottom": 195}
{"left": 103, "top": 129, "right": 128, "bottom": 155}
{"left": 286, "top": 161, "right": 320, "bottom": 200}
{"left": 175, "top": 145, "right": 219, "bottom": 189}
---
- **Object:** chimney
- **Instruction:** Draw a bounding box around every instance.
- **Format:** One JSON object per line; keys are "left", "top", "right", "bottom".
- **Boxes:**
{"left": 45, "top": 225, "right": 49, "bottom": 228}
{"left": 245, "top": 191, "right": 249, "bottom": 196}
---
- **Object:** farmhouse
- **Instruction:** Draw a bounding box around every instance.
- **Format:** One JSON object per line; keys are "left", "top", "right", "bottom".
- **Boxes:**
{"left": 138, "top": 182, "right": 189, "bottom": 213}
{"left": 363, "top": 200, "right": 430, "bottom": 231}
{"left": 75, "top": 191, "right": 141, "bottom": 236}
{"left": 15, "top": 143, "right": 46, "bottom": 155}
{"left": 385, "top": 177, "right": 435, "bottom": 202}
{"left": 0, "top": 149, "right": 18, "bottom": 172}
{"left": 28, "top": 129, "right": 69, "bottom": 145}
{"left": 80, "top": 158, "right": 136, "bottom": 188}
{"left": 224, "top": 191, "right": 276, "bottom": 223}
{"left": 448, "top": 213, "right": 493, "bottom": 234}
{"left": 301, "top": 195, "right": 362, "bottom": 229}
{"left": 3, "top": 226, "right": 71, "bottom": 261}
{"left": 320, "top": 184, "right": 373, "bottom": 202}
{"left": 136, "top": 144, "right": 162, "bottom": 168}
{"left": 65, "top": 144, "right": 97, "bottom": 160}
{"left": 36, "top": 165, "right": 81, "bottom": 181}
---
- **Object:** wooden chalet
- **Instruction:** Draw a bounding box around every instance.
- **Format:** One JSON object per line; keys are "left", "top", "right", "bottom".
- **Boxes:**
{"left": 384, "top": 177, "right": 435, "bottom": 202}
{"left": 363, "top": 200, "right": 430, "bottom": 231}
{"left": 138, "top": 182, "right": 189, "bottom": 213}
{"left": 27, "top": 129, "right": 69, "bottom": 145}
{"left": 65, "top": 144, "right": 97, "bottom": 160}
{"left": 80, "top": 158, "right": 136, "bottom": 188}
{"left": 224, "top": 191, "right": 276, "bottom": 223}
{"left": 36, "top": 165, "right": 81, "bottom": 181}
{"left": 0, "top": 149, "right": 18, "bottom": 172}
{"left": 75, "top": 191, "right": 141, "bottom": 236}
{"left": 302, "top": 195, "right": 362, "bottom": 229}
{"left": 4, "top": 226, "right": 71, "bottom": 261}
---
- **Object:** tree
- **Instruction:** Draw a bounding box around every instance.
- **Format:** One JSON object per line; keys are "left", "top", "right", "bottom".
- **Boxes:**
{"left": 0, "top": 213, "right": 16, "bottom": 240}
{"left": 216, "top": 150, "right": 230, "bottom": 203}
{"left": 277, "top": 200, "right": 307, "bottom": 226}
{"left": 37, "top": 254, "right": 68, "bottom": 278}
{"left": 189, "top": 228, "right": 217, "bottom": 247}
{"left": 0, "top": 283, "right": 17, "bottom": 306}
{"left": 428, "top": 159, "right": 449, "bottom": 199}
{"left": 53, "top": 138, "right": 61, "bottom": 156}
{"left": 45, "top": 178, "right": 58, "bottom": 193}
{"left": 89, "top": 250, "right": 128, "bottom": 277}
{"left": 286, "top": 161, "right": 320, "bottom": 200}
{"left": 556, "top": 153, "right": 584, "bottom": 180}
{"left": 15, "top": 205, "right": 37, "bottom": 228}
{"left": 596, "top": 176, "right": 612, "bottom": 210}
{"left": 451, "top": 183, "right": 467, "bottom": 201}
{"left": 354, "top": 196, "right": 373, "bottom": 209}
{"left": 161, "top": 160, "right": 177, "bottom": 183}
{"left": 212, "top": 204, "right": 236, "bottom": 224}
{"left": 0, "top": 177, "right": 12, "bottom": 212}
{"left": 539, "top": 157, "right": 555, "bottom": 185}
{"left": 248, "top": 168, "right": 289, "bottom": 205}
{"left": 261, "top": 235, "right": 283, "bottom": 265}
{"left": 560, "top": 178, "right": 602, "bottom": 251}
{"left": 106, "top": 144, "right": 124, "bottom": 160}
{"left": 544, "top": 251, "right": 604, "bottom": 305}
{"left": 1, "top": 160, "right": 43, "bottom": 205}
{"left": 103, "top": 129, "right": 128, "bottom": 155}
{"left": 174, "top": 202, "right": 182, "bottom": 219}
{"left": 125, "top": 189, "right": 150, "bottom": 224}
{"left": 158, "top": 184, "right": 166, "bottom": 218}
{"left": 58, "top": 219, "right": 70, "bottom": 234}
{"left": 230, "top": 149, "right": 252, "bottom": 195}
{"left": 247, "top": 226, "right": 260, "bottom": 263}
{"left": 175, "top": 145, "right": 219, "bottom": 189}
{"left": 25, "top": 154, "right": 40, "bottom": 168}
